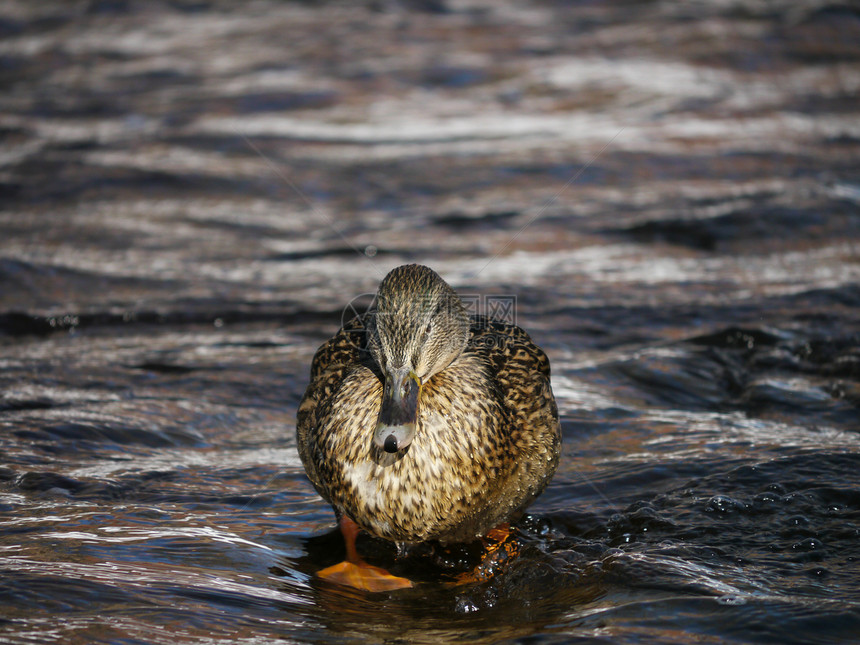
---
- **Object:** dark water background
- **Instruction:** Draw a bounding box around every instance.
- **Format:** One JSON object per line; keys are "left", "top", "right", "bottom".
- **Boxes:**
{"left": 1, "top": 1, "right": 859, "bottom": 643}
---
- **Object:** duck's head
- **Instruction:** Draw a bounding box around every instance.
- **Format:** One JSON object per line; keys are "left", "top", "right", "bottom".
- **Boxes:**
{"left": 368, "top": 264, "right": 470, "bottom": 454}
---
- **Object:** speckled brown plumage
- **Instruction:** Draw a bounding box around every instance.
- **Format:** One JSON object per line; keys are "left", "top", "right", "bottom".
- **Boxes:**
{"left": 296, "top": 264, "right": 561, "bottom": 545}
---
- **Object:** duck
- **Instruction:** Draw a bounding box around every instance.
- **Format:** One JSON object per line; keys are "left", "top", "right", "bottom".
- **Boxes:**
{"left": 296, "top": 264, "right": 561, "bottom": 591}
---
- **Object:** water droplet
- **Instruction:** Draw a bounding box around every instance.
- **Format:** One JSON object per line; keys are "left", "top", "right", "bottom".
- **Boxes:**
{"left": 706, "top": 495, "right": 743, "bottom": 513}
{"left": 792, "top": 537, "right": 824, "bottom": 551}
{"left": 455, "top": 597, "right": 480, "bottom": 614}
{"left": 754, "top": 491, "right": 782, "bottom": 505}
{"left": 717, "top": 594, "right": 747, "bottom": 606}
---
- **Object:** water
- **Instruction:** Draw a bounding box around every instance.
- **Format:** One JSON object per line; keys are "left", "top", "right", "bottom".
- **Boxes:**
{"left": 1, "top": 1, "right": 859, "bottom": 643}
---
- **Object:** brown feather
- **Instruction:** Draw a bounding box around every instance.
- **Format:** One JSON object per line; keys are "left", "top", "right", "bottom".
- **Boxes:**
{"left": 296, "top": 265, "right": 561, "bottom": 545}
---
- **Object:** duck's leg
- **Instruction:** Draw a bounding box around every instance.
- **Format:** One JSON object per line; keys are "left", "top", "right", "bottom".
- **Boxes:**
{"left": 452, "top": 523, "right": 522, "bottom": 585}
{"left": 317, "top": 516, "right": 413, "bottom": 592}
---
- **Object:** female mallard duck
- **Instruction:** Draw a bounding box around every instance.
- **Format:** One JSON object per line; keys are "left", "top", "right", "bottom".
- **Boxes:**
{"left": 297, "top": 264, "right": 561, "bottom": 590}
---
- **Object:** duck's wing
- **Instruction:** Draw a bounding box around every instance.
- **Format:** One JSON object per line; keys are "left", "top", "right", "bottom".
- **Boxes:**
{"left": 469, "top": 316, "right": 561, "bottom": 506}
{"left": 296, "top": 315, "right": 375, "bottom": 497}
{"left": 471, "top": 316, "right": 554, "bottom": 401}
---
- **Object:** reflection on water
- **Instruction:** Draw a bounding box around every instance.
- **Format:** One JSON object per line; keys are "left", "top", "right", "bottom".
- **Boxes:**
{"left": 1, "top": 0, "right": 859, "bottom": 643}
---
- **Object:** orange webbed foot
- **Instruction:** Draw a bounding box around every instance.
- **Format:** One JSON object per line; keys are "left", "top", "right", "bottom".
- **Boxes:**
{"left": 318, "top": 560, "right": 413, "bottom": 592}
{"left": 452, "top": 523, "right": 522, "bottom": 585}
{"left": 316, "top": 516, "right": 413, "bottom": 592}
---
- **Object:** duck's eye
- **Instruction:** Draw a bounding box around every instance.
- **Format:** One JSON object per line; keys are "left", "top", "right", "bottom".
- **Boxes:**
{"left": 422, "top": 322, "right": 432, "bottom": 340}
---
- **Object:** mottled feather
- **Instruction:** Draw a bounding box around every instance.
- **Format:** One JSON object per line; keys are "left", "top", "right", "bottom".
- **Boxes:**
{"left": 296, "top": 265, "right": 561, "bottom": 545}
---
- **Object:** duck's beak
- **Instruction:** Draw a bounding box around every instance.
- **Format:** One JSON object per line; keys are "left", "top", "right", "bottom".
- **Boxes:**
{"left": 374, "top": 366, "right": 420, "bottom": 453}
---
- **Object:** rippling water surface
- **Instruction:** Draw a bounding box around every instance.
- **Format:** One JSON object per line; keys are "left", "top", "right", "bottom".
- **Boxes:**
{"left": 1, "top": 1, "right": 859, "bottom": 643}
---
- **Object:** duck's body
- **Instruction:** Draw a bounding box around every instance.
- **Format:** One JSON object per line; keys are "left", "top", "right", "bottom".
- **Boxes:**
{"left": 297, "top": 264, "right": 560, "bottom": 550}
